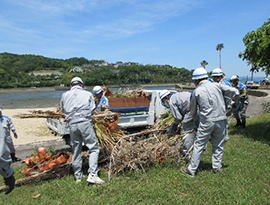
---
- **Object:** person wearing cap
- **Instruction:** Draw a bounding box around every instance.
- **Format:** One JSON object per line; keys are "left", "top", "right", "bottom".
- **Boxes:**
{"left": 211, "top": 68, "right": 232, "bottom": 142}
{"left": 181, "top": 68, "right": 240, "bottom": 177}
{"left": 230, "top": 75, "right": 249, "bottom": 128}
{"left": 0, "top": 109, "right": 21, "bottom": 162}
{"left": 60, "top": 77, "right": 104, "bottom": 184}
{"left": 0, "top": 123, "right": 15, "bottom": 194}
{"left": 159, "top": 90, "right": 197, "bottom": 158}
{"left": 92, "top": 86, "right": 110, "bottom": 112}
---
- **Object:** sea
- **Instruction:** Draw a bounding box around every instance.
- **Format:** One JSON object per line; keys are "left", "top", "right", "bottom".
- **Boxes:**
{"left": 0, "top": 86, "right": 175, "bottom": 109}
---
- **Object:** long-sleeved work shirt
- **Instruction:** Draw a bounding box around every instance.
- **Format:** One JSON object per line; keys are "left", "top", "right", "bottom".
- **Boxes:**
{"left": 95, "top": 96, "right": 109, "bottom": 112}
{"left": 232, "top": 82, "right": 249, "bottom": 104}
{"left": 60, "top": 86, "right": 96, "bottom": 125}
{"left": 169, "top": 92, "right": 197, "bottom": 133}
{"left": 190, "top": 80, "right": 239, "bottom": 123}
{"left": 169, "top": 92, "right": 192, "bottom": 123}
{"left": 219, "top": 79, "right": 232, "bottom": 110}
{"left": 0, "top": 115, "right": 16, "bottom": 137}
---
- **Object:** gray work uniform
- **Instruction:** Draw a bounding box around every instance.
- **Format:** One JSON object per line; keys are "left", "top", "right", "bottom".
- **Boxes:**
{"left": 188, "top": 80, "right": 239, "bottom": 175}
{"left": 0, "top": 124, "right": 13, "bottom": 179}
{"left": 0, "top": 115, "right": 16, "bottom": 154}
{"left": 95, "top": 96, "right": 110, "bottom": 112}
{"left": 60, "top": 85, "right": 99, "bottom": 180}
{"left": 232, "top": 82, "right": 249, "bottom": 120}
{"left": 169, "top": 92, "right": 197, "bottom": 156}
{"left": 219, "top": 79, "right": 232, "bottom": 142}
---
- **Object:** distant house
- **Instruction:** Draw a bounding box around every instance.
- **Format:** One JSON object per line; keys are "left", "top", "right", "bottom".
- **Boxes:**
{"left": 29, "top": 70, "right": 60, "bottom": 76}
{"left": 126, "top": 62, "right": 139, "bottom": 66}
{"left": 69, "top": 66, "right": 83, "bottom": 73}
{"left": 100, "top": 62, "right": 109, "bottom": 66}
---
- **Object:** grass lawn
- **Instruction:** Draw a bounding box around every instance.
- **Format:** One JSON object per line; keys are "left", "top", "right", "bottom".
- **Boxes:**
{"left": 1, "top": 113, "right": 269, "bottom": 204}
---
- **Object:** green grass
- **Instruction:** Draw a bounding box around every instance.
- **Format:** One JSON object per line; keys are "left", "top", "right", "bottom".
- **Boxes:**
{"left": 1, "top": 113, "right": 270, "bottom": 204}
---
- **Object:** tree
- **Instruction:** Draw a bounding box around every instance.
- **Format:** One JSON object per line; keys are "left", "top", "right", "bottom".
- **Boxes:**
{"left": 200, "top": 60, "right": 208, "bottom": 68}
{"left": 239, "top": 18, "right": 270, "bottom": 77}
{"left": 216, "top": 43, "right": 224, "bottom": 69}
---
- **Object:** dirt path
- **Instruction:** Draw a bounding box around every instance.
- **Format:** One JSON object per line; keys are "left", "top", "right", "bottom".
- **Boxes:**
{"left": 246, "top": 89, "right": 270, "bottom": 118}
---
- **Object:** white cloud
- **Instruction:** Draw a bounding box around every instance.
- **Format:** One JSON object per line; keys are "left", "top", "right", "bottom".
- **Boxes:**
{"left": 1, "top": 0, "right": 202, "bottom": 41}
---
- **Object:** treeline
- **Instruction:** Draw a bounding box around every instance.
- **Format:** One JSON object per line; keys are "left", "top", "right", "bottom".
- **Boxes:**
{"left": 0, "top": 52, "right": 192, "bottom": 88}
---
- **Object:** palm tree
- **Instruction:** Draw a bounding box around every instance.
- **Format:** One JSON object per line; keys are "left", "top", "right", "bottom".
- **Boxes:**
{"left": 200, "top": 60, "right": 208, "bottom": 68}
{"left": 216, "top": 43, "right": 224, "bottom": 69}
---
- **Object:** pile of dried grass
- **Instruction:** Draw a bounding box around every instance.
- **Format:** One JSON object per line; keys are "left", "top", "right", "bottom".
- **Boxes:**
{"left": 112, "top": 88, "right": 151, "bottom": 98}
{"left": 14, "top": 110, "right": 64, "bottom": 119}
{"left": 92, "top": 113, "right": 126, "bottom": 156}
{"left": 108, "top": 129, "right": 186, "bottom": 179}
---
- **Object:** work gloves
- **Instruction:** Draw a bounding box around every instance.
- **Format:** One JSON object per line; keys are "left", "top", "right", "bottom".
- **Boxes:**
{"left": 167, "top": 123, "right": 178, "bottom": 136}
{"left": 4, "top": 174, "right": 15, "bottom": 195}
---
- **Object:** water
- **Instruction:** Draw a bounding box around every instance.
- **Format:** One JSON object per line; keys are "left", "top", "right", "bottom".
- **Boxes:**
{"left": 0, "top": 90, "right": 64, "bottom": 102}
{"left": 0, "top": 86, "right": 175, "bottom": 109}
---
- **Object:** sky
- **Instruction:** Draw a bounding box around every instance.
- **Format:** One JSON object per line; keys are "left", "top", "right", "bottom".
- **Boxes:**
{"left": 0, "top": 0, "right": 270, "bottom": 79}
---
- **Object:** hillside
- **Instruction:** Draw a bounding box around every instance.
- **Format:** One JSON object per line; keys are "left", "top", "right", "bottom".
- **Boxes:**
{"left": 0, "top": 52, "right": 192, "bottom": 88}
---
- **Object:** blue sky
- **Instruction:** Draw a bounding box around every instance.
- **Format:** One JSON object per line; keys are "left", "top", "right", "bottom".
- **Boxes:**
{"left": 0, "top": 0, "right": 269, "bottom": 79}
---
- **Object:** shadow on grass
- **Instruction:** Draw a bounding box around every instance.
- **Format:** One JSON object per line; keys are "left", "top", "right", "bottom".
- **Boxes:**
{"left": 229, "top": 121, "right": 270, "bottom": 146}
{"left": 198, "top": 161, "right": 229, "bottom": 173}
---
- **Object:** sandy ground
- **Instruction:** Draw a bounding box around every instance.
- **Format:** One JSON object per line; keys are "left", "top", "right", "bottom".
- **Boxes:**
{"left": 3, "top": 89, "right": 270, "bottom": 147}
{"left": 3, "top": 107, "right": 61, "bottom": 146}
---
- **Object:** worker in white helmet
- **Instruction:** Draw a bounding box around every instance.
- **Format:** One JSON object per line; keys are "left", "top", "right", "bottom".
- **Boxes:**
{"left": 211, "top": 68, "right": 232, "bottom": 142}
{"left": 60, "top": 77, "right": 104, "bottom": 184}
{"left": 92, "top": 86, "right": 110, "bottom": 112}
{"left": 181, "top": 68, "right": 240, "bottom": 177}
{"left": 0, "top": 109, "right": 21, "bottom": 162}
{"left": 0, "top": 123, "right": 15, "bottom": 194}
{"left": 159, "top": 90, "right": 197, "bottom": 158}
{"left": 230, "top": 75, "right": 249, "bottom": 128}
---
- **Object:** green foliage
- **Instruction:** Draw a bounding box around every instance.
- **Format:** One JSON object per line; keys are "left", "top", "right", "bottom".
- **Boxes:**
{"left": 239, "top": 18, "right": 270, "bottom": 76}
{"left": 200, "top": 60, "right": 208, "bottom": 68}
{"left": 0, "top": 52, "right": 192, "bottom": 88}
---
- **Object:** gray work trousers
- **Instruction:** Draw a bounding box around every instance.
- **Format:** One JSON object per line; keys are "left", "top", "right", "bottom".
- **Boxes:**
{"left": 233, "top": 102, "right": 248, "bottom": 120}
{"left": 69, "top": 121, "right": 99, "bottom": 180}
{"left": 181, "top": 131, "right": 196, "bottom": 156}
{"left": 0, "top": 162, "right": 13, "bottom": 178}
{"left": 181, "top": 118, "right": 197, "bottom": 156}
{"left": 188, "top": 120, "right": 226, "bottom": 175}
{"left": 224, "top": 122, "right": 229, "bottom": 142}
{"left": 6, "top": 135, "right": 15, "bottom": 154}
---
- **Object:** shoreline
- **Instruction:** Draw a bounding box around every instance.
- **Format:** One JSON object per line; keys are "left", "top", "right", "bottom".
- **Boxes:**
{"left": 0, "top": 87, "right": 56, "bottom": 93}
{"left": 0, "top": 83, "right": 189, "bottom": 93}
{"left": 3, "top": 107, "right": 61, "bottom": 146}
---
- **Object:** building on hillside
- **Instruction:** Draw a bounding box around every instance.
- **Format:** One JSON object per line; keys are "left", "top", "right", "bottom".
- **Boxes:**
{"left": 69, "top": 66, "right": 83, "bottom": 73}
{"left": 29, "top": 70, "right": 61, "bottom": 78}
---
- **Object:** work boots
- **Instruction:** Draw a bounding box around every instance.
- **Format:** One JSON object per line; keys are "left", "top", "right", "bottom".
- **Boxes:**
{"left": 4, "top": 174, "right": 15, "bottom": 194}
{"left": 234, "top": 119, "right": 242, "bottom": 127}
{"left": 10, "top": 153, "right": 21, "bottom": 163}
{"left": 242, "top": 119, "right": 246, "bottom": 128}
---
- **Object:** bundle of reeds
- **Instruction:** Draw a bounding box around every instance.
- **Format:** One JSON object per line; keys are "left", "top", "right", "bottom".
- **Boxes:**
{"left": 108, "top": 130, "right": 186, "bottom": 179}
{"left": 112, "top": 88, "right": 151, "bottom": 98}
{"left": 14, "top": 110, "right": 65, "bottom": 119}
{"left": 92, "top": 113, "right": 126, "bottom": 156}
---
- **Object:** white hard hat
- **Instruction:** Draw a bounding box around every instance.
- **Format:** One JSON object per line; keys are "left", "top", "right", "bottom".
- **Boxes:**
{"left": 230, "top": 75, "right": 239, "bottom": 82}
{"left": 93, "top": 85, "right": 103, "bottom": 95}
{"left": 192, "top": 68, "right": 208, "bottom": 80}
{"left": 70, "top": 77, "right": 83, "bottom": 85}
{"left": 159, "top": 90, "right": 171, "bottom": 100}
{"left": 211, "top": 68, "right": 223, "bottom": 77}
